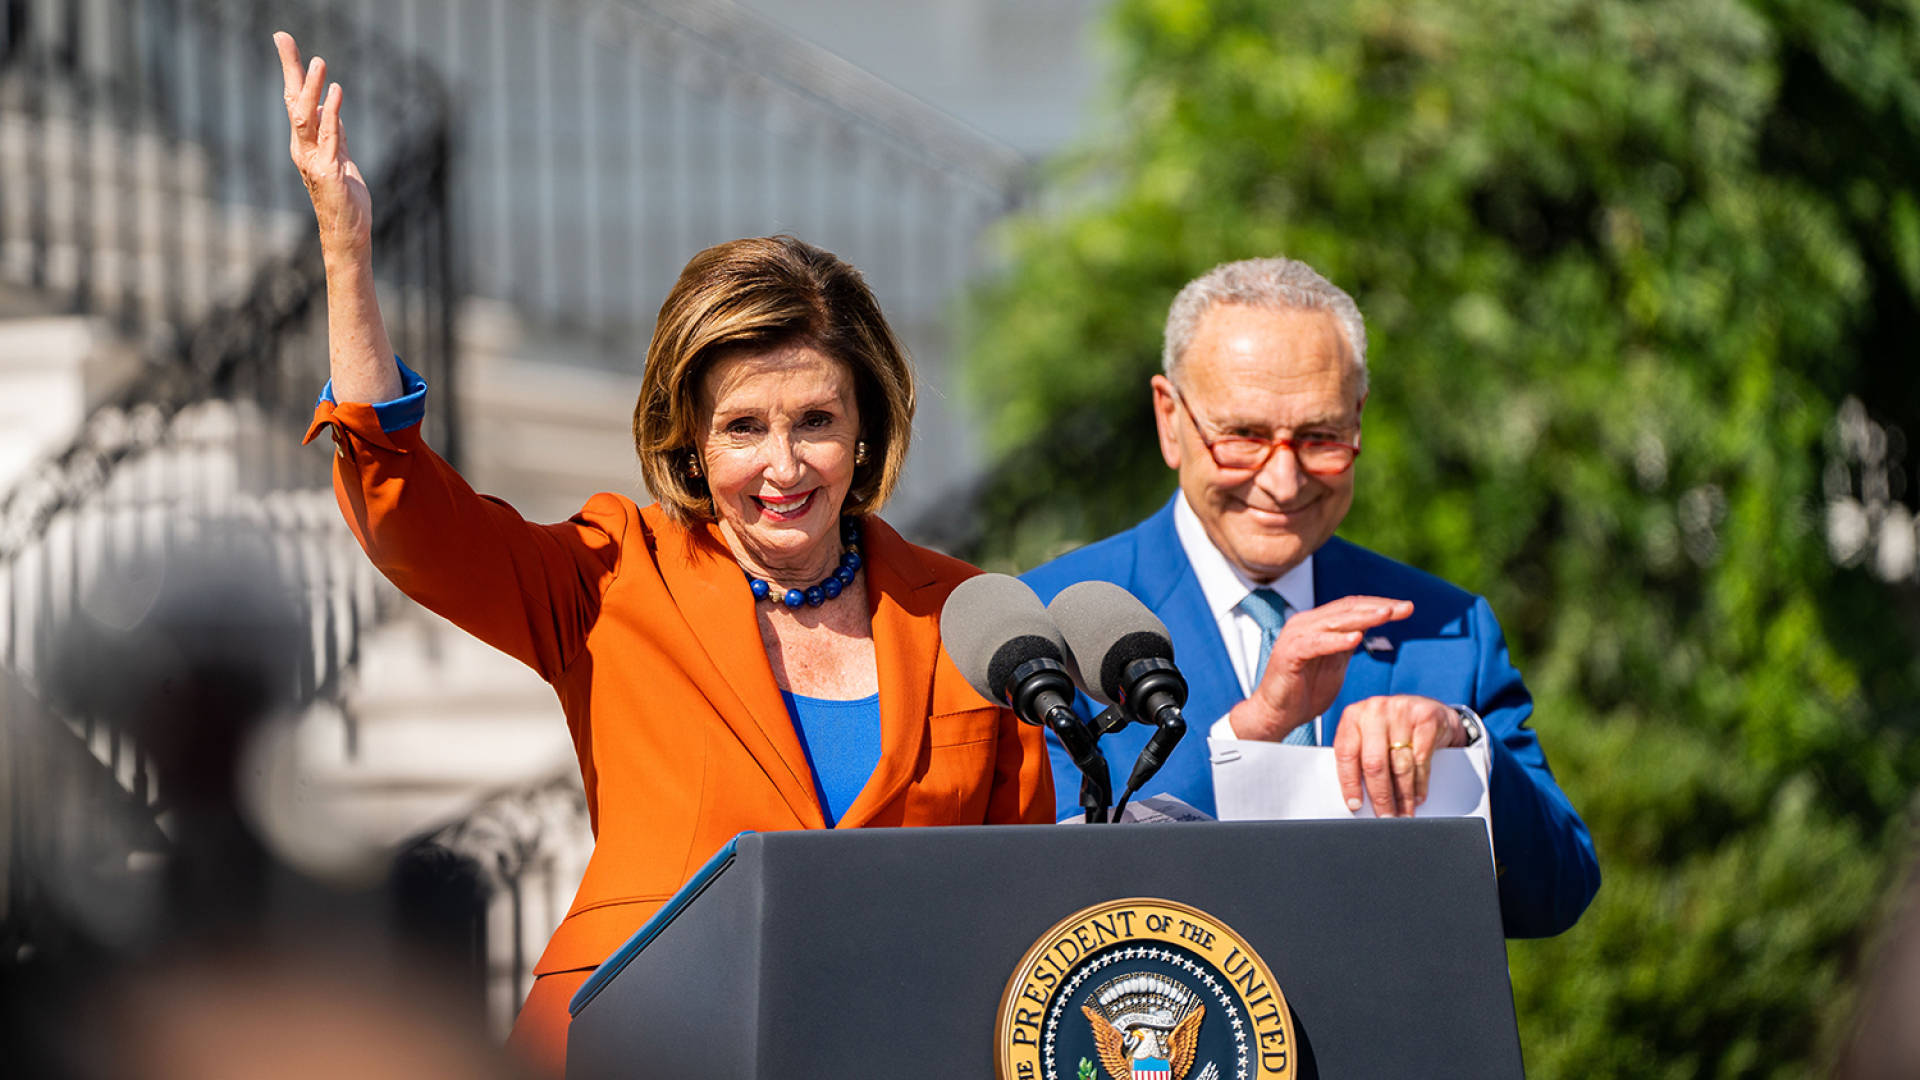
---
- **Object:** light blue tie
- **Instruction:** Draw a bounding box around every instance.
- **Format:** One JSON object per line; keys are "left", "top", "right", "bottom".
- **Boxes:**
{"left": 1239, "top": 588, "right": 1316, "bottom": 746}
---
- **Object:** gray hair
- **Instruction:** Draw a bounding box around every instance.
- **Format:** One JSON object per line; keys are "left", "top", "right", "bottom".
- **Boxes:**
{"left": 1162, "top": 256, "right": 1368, "bottom": 394}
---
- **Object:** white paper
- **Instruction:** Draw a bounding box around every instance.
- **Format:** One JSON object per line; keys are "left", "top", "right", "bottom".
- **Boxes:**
{"left": 1208, "top": 738, "right": 1493, "bottom": 843}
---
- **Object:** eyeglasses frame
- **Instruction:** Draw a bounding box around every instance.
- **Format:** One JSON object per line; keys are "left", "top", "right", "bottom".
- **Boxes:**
{"left": 1167, "top": 385, "right": 1362, "bottom": 477}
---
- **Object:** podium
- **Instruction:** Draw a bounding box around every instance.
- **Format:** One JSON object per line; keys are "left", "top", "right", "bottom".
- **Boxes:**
{"left": 566, "top": 819, "right": 1523, "bottom": 1079}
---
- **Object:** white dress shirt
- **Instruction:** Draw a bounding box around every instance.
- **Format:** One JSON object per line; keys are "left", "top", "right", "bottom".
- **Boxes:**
{"left": 1171, "top": 495, "right": 1321, "bottom": 744}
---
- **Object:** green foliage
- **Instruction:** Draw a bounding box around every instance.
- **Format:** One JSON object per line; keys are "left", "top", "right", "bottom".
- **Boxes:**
{"left": 962, "top": 0, "right": 1920, "bottom": 1074}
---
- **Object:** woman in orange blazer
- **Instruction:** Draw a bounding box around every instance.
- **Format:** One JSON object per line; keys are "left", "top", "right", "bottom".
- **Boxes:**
{"left": 275, "top": 33, "right": 1053, "bottom": 1077}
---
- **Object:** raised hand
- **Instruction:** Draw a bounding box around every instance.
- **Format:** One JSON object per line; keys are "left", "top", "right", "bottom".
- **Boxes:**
{"left": 1226, "top": 594, "right": 1412, "bottom": 742}
{"left": 274, "top": 30, "right": 398, "bottom": 403}
{"left": 276, "top": 31, "right": 370, "bottom": 259}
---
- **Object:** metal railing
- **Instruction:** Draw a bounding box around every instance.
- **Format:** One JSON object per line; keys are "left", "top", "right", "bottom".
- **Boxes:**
{"left": 322, "top": 0, "right": 1026, "bottom": 356}
{"left": 0, "top": 0, "right": 456, "bottom": 959}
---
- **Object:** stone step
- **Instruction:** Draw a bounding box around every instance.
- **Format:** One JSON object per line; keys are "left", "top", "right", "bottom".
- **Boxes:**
{"left": 248, "top": 614, "right": 575, "bottom": 881}
{"left": 0, "top": 178, "right": 302, "bottom": 265}
{"left": 0, "top": 215, "right": 307, "bottom": 326}
{"left": 453, "top": 302, "right": 652, "bottom": 524}
{"left": 0, "top": 314, "right": 142, "bottom": 490}
{"left": 0, "top": 105, "right": 306, "bottom": 324}
{"left": 0, "top": 107, "right": 217, "bottom": 196}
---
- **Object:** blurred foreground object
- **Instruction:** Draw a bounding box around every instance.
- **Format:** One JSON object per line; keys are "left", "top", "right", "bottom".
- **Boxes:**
{"left": 90, "top": 950, "right": 518, "bottom": 1080}
{"left": 1833, "top": 839, "right": 1920, "bottom": 1080}
{"left": 1, "top": 537, "right": 304, "bottom": 967}
{"left": 2, "top": 943, "right": 517, "bottom": 1080}
{"left": 35, "top": 534, "right": 305, "bottom": 943}
{"left": 2, "top": 538, "right": 513, "bottom": 1077}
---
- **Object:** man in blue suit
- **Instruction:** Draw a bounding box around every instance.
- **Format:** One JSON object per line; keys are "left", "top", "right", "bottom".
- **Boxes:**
{"left": 1022, "top": 256, "right": 1598, "bottom": 937}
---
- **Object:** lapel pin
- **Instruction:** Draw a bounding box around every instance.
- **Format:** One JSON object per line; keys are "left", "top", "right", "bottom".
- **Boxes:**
{"left": 1361, "top": 635, "right": 1395, "bottom": 655}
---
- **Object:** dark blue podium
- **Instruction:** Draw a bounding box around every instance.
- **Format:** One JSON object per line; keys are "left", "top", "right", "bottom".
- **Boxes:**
{"left": 566, "top": 819, "right": 1522, "bottom": 1079}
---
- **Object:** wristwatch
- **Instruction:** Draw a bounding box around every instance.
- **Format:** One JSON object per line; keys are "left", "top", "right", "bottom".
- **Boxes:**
{"left": 1452, "top": 705, "right": 1484, "bottom": 747}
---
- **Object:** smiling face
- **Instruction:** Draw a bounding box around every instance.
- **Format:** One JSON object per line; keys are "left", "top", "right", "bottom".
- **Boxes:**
{"left": 696, "top": 342, "right": 862, "bottom": 584}
{"left": 1153, "top": 303, "right": 1366, "bottom": 583}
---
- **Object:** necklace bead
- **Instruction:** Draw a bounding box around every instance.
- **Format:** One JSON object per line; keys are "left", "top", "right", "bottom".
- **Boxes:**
{"left": 745, "top": 519, "right": 863, "bottom": 608}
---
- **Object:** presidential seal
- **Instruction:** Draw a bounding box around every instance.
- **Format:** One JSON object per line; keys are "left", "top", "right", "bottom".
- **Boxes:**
{"left": 996, "top": 899, "right": 1295, "bottom": 1080}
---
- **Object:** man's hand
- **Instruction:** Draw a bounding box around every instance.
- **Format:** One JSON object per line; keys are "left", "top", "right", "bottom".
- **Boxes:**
{"left": 1226, "top": 595, "right": 1412, "bottom": 742}
{"left": 1333, "top": 694, "right": 1466, "bottom": 817}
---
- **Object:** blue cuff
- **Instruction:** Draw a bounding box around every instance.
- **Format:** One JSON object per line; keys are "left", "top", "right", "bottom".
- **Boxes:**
{"left": 317, "top": 357, "right": 429, "bottom": 433}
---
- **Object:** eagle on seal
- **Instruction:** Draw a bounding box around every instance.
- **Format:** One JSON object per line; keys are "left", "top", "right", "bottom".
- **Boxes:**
{"left": 1083, "top": 1002, "right": 1205, "bottom": 1080}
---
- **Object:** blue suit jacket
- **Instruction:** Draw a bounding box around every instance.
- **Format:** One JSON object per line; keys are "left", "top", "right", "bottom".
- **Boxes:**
{"left": 1022, "top": 495, "right": 1600, "bottom": 937}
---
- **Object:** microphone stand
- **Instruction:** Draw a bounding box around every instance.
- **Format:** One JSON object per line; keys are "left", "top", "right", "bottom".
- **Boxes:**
{"left": 1047, "top": 703, "right": 1112, "bottom": 825}
{"left": 1103, "top": 658, "right": 1191, "bottom": 821}
{"left": 1007, "top": 658, "right": 1112, "bottom": 824}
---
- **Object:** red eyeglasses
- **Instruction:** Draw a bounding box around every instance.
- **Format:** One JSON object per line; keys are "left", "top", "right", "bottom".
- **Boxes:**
{"left": 1171, "top": 390, "right": 1362, "bottom": 476}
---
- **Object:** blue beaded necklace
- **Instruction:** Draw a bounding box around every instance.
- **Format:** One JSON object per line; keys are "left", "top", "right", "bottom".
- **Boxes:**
{"left": 745, "top": 518, "right": 864, "bottom": 609}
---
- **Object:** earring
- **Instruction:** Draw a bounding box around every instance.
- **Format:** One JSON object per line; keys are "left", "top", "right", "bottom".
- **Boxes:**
{"left": 854, "top": 440, "right": 870, "bottom": 467}
{"left": 685, "top": 453, "right": 702, "bottom": 480}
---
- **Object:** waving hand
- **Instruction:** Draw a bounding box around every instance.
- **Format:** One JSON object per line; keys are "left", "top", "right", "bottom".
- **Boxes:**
{"left": 272, "top": 30, "right": 398, "bottom": 403}
{"left": 275, "top": 31, "right": 370, "bottom": 258}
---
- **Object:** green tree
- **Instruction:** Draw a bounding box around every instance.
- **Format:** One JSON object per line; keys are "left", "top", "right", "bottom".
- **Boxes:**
{"left": 961, "top": 0, "right": 1920, "bottom": 1074}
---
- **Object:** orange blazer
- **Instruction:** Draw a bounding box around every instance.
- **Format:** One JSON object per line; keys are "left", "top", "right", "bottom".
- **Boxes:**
{"left": 306, "top": 397, "right": 1054, "bottom": 978}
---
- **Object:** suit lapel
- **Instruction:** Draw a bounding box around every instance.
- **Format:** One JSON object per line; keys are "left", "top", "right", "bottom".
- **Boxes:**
{"left": 1314, "top": 537, "right": 1394, "bottom": 744}
{"left": 1134, "top": 498, "right": 1242, "bottom": 729}
{"left": 653, "top": 516, "right": 825, "bottom": 829}
{"left": 835, "top": 517, "right": 933, "bottom": 829}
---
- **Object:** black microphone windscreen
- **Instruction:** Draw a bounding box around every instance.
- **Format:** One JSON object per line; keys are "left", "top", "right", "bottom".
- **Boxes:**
{"left": 1046, "top": 581, "right": 1174, "bottom": 705}
{"left": 940, "top": 574, "right": 1068, "bottom": 703}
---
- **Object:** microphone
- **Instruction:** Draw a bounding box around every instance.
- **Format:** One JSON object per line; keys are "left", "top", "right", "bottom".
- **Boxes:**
{"left": 1046, "top": 581, "right": 1190, "bottom": 813}
{"left": 940, "top": 574, "right": 1112, "bottom": 819}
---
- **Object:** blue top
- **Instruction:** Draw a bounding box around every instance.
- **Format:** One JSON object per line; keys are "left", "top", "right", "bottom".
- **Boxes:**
{"left": 781, "top": 690, "right": 882, "bottom": 826}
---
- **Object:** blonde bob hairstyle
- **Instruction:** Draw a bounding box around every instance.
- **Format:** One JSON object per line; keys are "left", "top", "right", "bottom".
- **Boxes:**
{"left": 634, "top": 236, "right": 916, "bottom": 525}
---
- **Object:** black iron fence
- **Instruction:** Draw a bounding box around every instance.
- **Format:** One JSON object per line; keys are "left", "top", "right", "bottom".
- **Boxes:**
{"left": 315, "top": 0, "right": 1027, "bottom": 359}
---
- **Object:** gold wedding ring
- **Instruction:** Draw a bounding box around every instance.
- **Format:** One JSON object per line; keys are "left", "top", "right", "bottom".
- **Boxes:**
{"left": 1388, "top": 741, "right": 1414, "bottom": 771}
